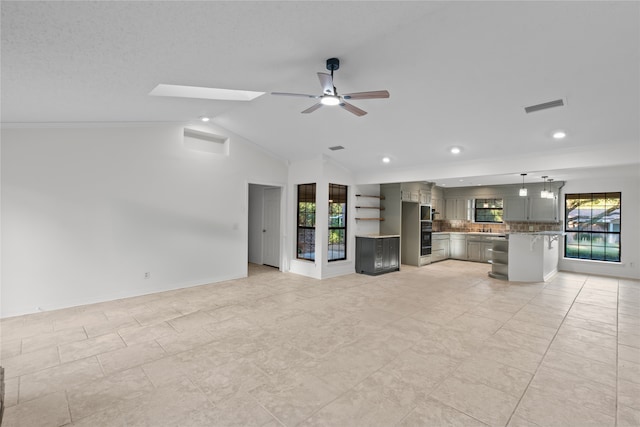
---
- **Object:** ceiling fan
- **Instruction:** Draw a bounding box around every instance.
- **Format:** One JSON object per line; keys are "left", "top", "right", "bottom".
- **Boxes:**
{"left": 271, "top": 58, "right": 390, "bottom": 117}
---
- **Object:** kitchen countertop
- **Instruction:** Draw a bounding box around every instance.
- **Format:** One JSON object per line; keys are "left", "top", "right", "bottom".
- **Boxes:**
{"left": 433, "top": 231, "right": 506, "bottom": 237}
{"left": 434, "top": 231, "right": 563, "bottom": 237}
{"left": 509, "top": 231, "right": 565, "bottom": 236}
{"left": 355, "top": 234, "right": 401, "bottom": 238}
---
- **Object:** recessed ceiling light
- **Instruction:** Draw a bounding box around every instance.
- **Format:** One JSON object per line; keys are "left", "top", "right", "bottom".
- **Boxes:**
{"left": 200, "top": 116, "right": 210, "bottom": 122}
{"left": 382, "top": 157, "right": 391, "bottom": 163}
{"left": 149, "top": 84, "right": 265, "bottom": 101}
{"left": 552, "top": 130, "right": 567, "bottom": 139}
{"left": 450, "top": 147, "right": 461, "bottom": 154}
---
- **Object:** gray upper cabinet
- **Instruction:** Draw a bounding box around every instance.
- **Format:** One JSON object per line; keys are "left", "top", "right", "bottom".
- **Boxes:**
{"left": 504, "top": 196, "right": 529, "bottom": 221}
{"left": 504, "top": 196, "right": 559, "bottom": 222}
{"left": 445, "top": 198, "right": 468, "bottom": 220}
{"left": 401, "top": 190, "right": 419, "bottom": 202}
{"left": 529, "top": 197, "right": 558, "bottom": 222}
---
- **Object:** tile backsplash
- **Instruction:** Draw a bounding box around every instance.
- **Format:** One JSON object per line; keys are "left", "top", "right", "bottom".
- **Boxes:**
{"left": 433, "top": 220, "right": 562, "bottom": 233}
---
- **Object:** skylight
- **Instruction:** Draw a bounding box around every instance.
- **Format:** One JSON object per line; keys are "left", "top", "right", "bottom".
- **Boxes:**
{"left": 149, "top": 84, "right": 265, "bottom": 101}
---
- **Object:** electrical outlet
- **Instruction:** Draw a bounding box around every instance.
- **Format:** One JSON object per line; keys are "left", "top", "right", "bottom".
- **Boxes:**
{"left": 529, "top": 225, "right": 534, "bottom": 231}
{"left": 144, "top": 272, "right": 150, "bottom": 279}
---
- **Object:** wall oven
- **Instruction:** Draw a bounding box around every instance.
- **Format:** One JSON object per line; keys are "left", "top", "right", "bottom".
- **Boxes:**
{"left": 421, "top": 221, "right": 432, "bottom": 256}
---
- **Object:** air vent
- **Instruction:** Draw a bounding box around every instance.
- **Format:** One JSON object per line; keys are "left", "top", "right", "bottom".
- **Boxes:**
{"left": 328, "top": 145, "right": 345, "bottom": 151}
{"left": 524, "top": 99, "right": 565, "bottom": 114}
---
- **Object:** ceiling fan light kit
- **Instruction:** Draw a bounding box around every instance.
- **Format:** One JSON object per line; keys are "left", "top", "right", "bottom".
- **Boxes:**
{"left": 320, "top": 95, "right": 340, "bottom": 106}
{"left": 271, "top": 58, "right": 390, "bottom": 116}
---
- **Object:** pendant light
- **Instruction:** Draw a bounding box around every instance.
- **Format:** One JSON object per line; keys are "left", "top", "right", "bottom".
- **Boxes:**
{"left": 546, "top": 178, "right": 555, "bottom": 199}
{"left": 519, "top": 173, "right": 528, "bottom": 197}
{"left": 540, "top": 176, "right": 549, "bottom": 198}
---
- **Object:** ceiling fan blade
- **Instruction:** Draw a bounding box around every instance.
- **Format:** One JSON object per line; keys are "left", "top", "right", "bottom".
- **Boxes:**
{"left": 317, "top": 73, "right": 335, "bottom": 95}
{"left": 342, "top": 90, "right": 390, "bottom": 100}
{"left": 340, "top": 101, "right": 367, "bottom": 117}
{"left": 301, "top": 103, "right": 323, "bottom": 114}
{"left": 271, "top": 92, "right": 320, "bottom": 99}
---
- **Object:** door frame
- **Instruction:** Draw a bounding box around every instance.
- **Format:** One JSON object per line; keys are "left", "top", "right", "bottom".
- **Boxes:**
{"left": 246, "top": 182, "right": 285, "bottom": 273}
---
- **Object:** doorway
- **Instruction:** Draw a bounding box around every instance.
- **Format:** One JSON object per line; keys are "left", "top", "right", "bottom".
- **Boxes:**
{"left": 248, "top": 184, "right": 282, "bottom": 270}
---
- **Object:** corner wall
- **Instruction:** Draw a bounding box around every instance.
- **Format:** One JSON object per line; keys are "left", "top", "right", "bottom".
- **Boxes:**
{"left": 1, "top": 124, "right": 288, "bottom": 317}
{"left": 287, "top": 155, "right": 365, "bottom": 280}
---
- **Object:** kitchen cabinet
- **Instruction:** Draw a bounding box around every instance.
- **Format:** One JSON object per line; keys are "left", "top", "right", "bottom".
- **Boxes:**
{"left": 355, "top": 236, "right": 400, "bottom": 275}
{"left": 504, "top": 196, "right": 559, "bottom": 222}
{"left": 419, "top": 191, "right": 431, "bottom": 205}
{"left": 504, "top": 196, "right": 528, "bottom": 221}
{"left": 467, "top": 238, "right": 493, "bottom": 263}
{"left": 445, "top": 198, "right": 469, "bottom": 220}
{"left": 401, "top": 190, "right": 431, "bottom": 204}
{"left": 401, "top": 190, "right": 419, "bottom": 202}
{"left": 431, "top": 197, "right": 444, "bottom": 220}
{"left": 432, "top": 234, "right": 450, "bottom": 263}
{"left": 529, "top": 197, "right": 558, "bottom": 222}
{"left": 449, "top": 234, "right": 467, "bottom": 260}
{"left": 401, "top": 202, "right": 430, "bottom": 266}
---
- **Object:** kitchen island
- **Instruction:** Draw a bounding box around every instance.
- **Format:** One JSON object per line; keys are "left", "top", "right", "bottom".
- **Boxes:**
{"left": 355, "top": 235, "right": 401, "bottom": 276}
{"left": 508, "top": 232, "right": 563, "bottom": 282}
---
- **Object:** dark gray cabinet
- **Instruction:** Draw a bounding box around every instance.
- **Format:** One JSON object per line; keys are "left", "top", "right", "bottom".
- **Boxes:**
{"left": 355, "top": 236, "right": 400, "bottom": 275}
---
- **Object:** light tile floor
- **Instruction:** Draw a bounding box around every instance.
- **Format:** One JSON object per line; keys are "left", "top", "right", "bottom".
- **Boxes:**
{"left": 1, "top": 260, "right": 639, "bottom": 426}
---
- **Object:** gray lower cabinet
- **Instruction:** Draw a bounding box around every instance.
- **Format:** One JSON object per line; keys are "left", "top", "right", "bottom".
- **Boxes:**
{"left": 432, "top": 235, "right": 450, "bottom": 263}
{"left": 467, "top": 240, "right": 493, "bottom": 263}
{"left": 355, "top": 236, "right": 400, "bottom": 275}
{"left": 449, "top": 235, "right": 467, "bottom": 260}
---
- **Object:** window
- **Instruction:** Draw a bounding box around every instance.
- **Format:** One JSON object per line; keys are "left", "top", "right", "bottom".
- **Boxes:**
{"left": 565, "top": 193, "right": 621, "bottom": 262}
{"left": 328, "top": 184, "right": 347, "bottom": 261}
{"left": 297, "top": 183, "right": 316, "bottom": 261}
{"left": 474, "top": 198, "right": 503, "bottom": 223}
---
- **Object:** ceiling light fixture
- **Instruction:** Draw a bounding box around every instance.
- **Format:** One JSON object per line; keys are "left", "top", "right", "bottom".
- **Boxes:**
{"left": 540, "top": 176, "right": 549, "bottom": 198}
{"left": 546, "top": 178, "right": 555, "bottom": 199}
{"left": 200, "top": 116, "right": 210, "bottom": 122}
{"left": 320, "top": 95, "right": 340, "bottom": 106}
{"left": 553, "top": 130, "right": 566, "bottom": 140}
{"left": 382, "top": 157, "right": 391, "bottom": 164}
{"left": 519, "top": 173, "right": 528, "bottom": 197}
{"left": 450, "top": 147, "right": 461, "bottom": 154}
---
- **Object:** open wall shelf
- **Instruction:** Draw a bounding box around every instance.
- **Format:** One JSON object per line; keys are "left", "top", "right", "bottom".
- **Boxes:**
{"left": 355, "top": 194, "right": 385, "bottom": 221}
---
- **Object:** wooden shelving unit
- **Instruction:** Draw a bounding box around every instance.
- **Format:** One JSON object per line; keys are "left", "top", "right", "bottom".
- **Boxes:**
{"left": 355, "top": 195, "right": 385, "bottom": 221}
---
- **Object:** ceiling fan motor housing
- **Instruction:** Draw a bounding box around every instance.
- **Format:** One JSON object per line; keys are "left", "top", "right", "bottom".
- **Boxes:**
{"left": 326, "top": 58, "right": 340, "bottom": 71}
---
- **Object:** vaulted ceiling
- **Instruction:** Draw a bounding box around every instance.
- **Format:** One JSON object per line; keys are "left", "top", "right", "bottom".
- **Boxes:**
{"left": 2, "top": 1, "right": 638, "bottom": 186}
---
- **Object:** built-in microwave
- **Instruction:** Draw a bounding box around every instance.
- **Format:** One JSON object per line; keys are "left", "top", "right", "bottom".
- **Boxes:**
{"left": 420, "top": 205, "right": 432, "bottom": 221}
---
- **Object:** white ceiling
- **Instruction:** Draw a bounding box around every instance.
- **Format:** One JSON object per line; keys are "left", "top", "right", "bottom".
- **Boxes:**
{"left": 2, "top": 1, "right": 638, "bottom": 186}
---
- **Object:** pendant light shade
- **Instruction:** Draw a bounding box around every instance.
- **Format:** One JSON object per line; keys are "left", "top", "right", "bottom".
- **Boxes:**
{"left": 546, "top": 178, "right": 555, "bottom": 199}
{"left": 519, "top": 173, "right": 528, "bottom": 197}
{"left": 540, "top": 176, "right": 549, "bottom": 198}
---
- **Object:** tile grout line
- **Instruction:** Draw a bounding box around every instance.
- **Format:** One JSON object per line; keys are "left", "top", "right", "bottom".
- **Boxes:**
{"left": 503, "top": 274, "right": 589, "bottom": 427}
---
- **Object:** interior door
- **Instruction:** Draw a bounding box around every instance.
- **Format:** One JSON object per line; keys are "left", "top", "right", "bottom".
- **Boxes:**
{"left": 262, "top": 187, "right": 281, "bottom": 268}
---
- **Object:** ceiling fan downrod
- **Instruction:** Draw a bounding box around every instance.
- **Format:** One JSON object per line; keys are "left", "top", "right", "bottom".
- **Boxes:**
{"left": 326, "top": 58, "right": 339, "bottom": 94}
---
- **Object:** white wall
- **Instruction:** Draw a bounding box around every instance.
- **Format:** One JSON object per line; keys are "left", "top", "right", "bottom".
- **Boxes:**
{"left": 558, "top": 170, "right": 640, "bottom": 279}
{"left": 1, "top": 124, "right": 288, "bottom": 317}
